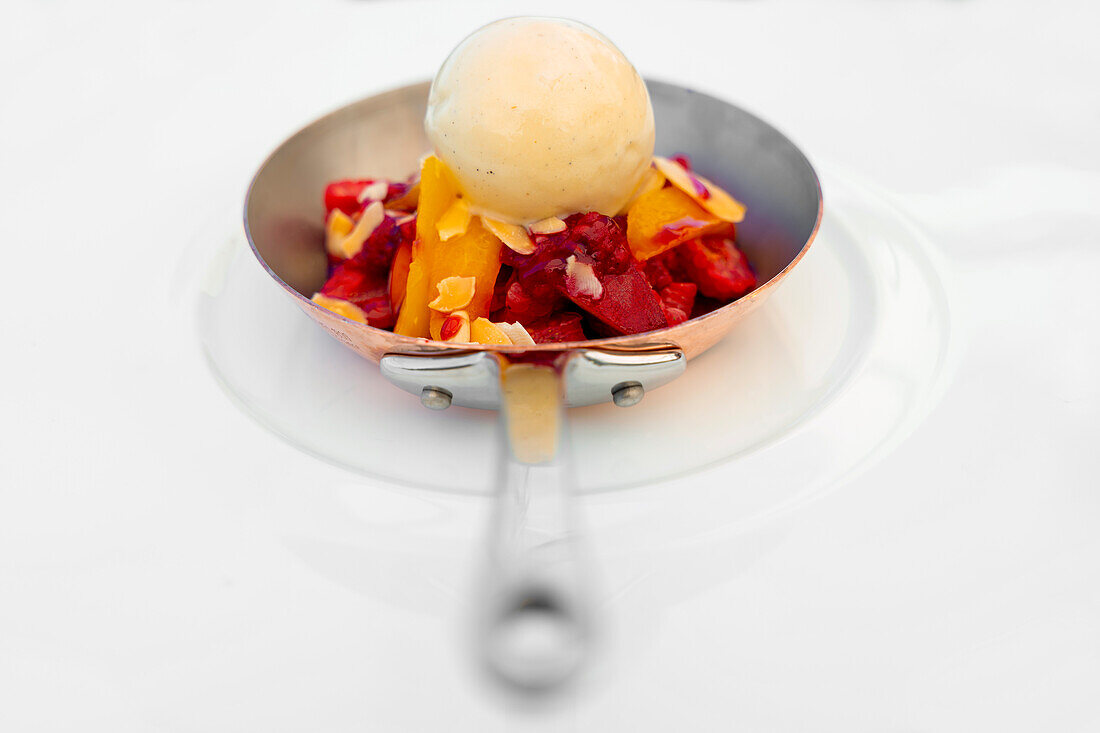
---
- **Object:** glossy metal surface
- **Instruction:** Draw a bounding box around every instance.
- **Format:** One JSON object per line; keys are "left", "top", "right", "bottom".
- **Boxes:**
{"left": 379, "top": 348, "right": 685, "bottom": 409}
{"left": 243, "top": 80, "right": 822, "bottom": 369}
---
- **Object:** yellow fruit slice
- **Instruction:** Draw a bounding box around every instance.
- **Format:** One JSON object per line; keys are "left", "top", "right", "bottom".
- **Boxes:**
{"left": 311, "top": 293, "right": 367, "bottom": 324}
{"left": 427, "top": 215, "right": 502, "bottom": 322}
{"left": 437, "top": 198, "right": 471, "bottom": 241}
{"left": 394, "top": 156, "right": 459, "bottom": 337}
{"left": 471, "top": 317, "right": 512, "bottom": 345}
{"left": 653, "top": 156, "right": 746, "bottom": 223}
{"left": 626, "top": 186, "right": 728, "bottom": 260}
{"left": 324, "top": 209, "right": 355, "bottom": 257}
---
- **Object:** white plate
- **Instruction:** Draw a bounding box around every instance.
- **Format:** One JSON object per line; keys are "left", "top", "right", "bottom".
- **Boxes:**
{"left": 194, "top": 172, "right": 953, "bottom": 512}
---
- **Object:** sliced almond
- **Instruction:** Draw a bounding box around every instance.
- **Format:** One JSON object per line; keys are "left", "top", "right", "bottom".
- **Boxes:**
{"left": 357, "top": 180, "right": 389, "bottom": 203}
{"left": 471, "top": 317, "right": 513, "bottom": 345}
{"left": 437, "top": 197, "right": 471, "bottom": 241}
{"left": 564, "top": 255, "right": 603, "bottom": 300}
{"left": 528, "top": 216, "right": 567, "bottom": 235}
{"left": 495, "top": 321, "right": 536, "bottom": 346}
{"left": 439, "top": 310, "right": 472, "bottom": 343}
{"left": 653, "top": 156, "right": 746, "bottom": 223}
{"left": 328, "top": 200, "right": 386, "bottom": 259}
{"left": 482, "top": 217, "right": 536, "bottom": 255}
{"left": 324, "top": 209, "right": 355, "bottom": 257}
{"left": 429, "top": 275, "right": 477, "bottom": 313}
{"left": 311, "top": 293, "right": 367, "bottom": 324}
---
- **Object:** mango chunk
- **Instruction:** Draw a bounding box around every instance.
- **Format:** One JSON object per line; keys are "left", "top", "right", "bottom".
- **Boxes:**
{"left": 311, "top": 293, "right": 367, "bottom": 324}
{"left": 437, "top": 198, "right": 471, "bottom": 241}
{"left": 653, "top": 156, "right": 746, "bottom": 223}
{"left": 394, "top": 156, "right": 459, "bottom": 337}
{"left": 428, "top": 216, "right": 502, "bottom": 323}
{"left": 394, "top": 156, "right": 503, "bottom": 338}
{"left": 626, "top": 186, "right": 730, "bottom": 261}
{"left": 388, "top": 240, "right": 412, "bottom": 314}
{"left": 324, "top": 209, "right": 355, "bottom": 256}
{"left": 471, "top": 317, "right": 513, "bottom": 345}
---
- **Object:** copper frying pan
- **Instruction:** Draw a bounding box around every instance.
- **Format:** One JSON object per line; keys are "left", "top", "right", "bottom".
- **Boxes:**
{"left": 244, "top": 80, "right": 821, "bottom": 691}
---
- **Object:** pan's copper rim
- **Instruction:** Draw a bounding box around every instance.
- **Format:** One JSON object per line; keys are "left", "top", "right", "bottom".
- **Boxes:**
{"left": 243, "top": 80, "right": 822, "bottom": 357}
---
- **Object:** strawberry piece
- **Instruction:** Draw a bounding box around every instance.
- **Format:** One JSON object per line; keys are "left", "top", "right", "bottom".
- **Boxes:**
{"left": 566, "top": 263, "right": 666, "bottom": 335}
{"left": 659, "top": 282, "right": 697, "bottom": 326}
{"left": 679, "top": 235, "right": 757, "bottom": 300}
{"left": 643, "top": 257, "right": 673, "bottom": 290}
{"left": 323, "top": 179, "right": 407, "bottom": 216}
{"left": 324, "top": 180, "right": 372, "bottom": 216}
{"left": 659, "top": 246, "right": 689, "bottom": 282}
{"left": 347, "top": 214, "right": 397, "bottom": 274}
{"left": 502, "top": 277, "right": 562, "bottom": 323}
{"left": 337, "top": 211, "right": 414, "bottom": 278}
{"left": 524, "top": 312, "right": 587, "bottom": 343}
{"left": 320, "top": 261, "right": 395, "bottom": 329}
{"left": 395, "top": 212, "right": 417, "bottom": 242}
{"left": 503, "top": 212, "right": 667, "bottom": 335}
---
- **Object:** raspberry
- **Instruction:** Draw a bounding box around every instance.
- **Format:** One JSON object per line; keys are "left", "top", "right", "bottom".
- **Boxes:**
{"left": 524, "top": 312, "right": 587, "bottom": 343}
{"left": 643, "top": 257, "right": 673, "bottom": 291}
{"left": 503, "top": 278, "right": 561, "bottom": 322}
{"left": 347, "top": 213, "right": 412, "bottom": 276}
{"left": 323, "top": 180, "right": 371, "bottom": 216}
{"left": 323, "top": 179, "right": 411, "bottom": 216}
{"left": 679, "top": 236, "right": 757, "bottom": 300}
{"left": 499, "top": 212, "right": 666, "bottom": 335}
{"left": 320, "top": 261, "right": 394, "bottom": 329}
{"left": 395, "top": 213, "right": 417, "bottom": 242}
{"left": 567, "top": 263, "right": 667, "bottom": 334}
{"left": 659, "top": 282, "right": 697, "bottom": 326}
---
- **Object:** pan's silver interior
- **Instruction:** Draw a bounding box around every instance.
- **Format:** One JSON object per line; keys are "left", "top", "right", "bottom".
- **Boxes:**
{"left": 244, "top": 80, "right": 821, "bottom": 301}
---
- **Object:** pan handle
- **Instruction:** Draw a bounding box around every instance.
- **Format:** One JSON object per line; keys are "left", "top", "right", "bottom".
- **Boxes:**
{"left": 478, "top": 360, "right": 591, "bottom": 692}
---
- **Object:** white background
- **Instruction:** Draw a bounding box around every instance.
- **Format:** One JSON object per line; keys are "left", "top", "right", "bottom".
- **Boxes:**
{"left": 2, "top": 0, "right": 1099, "bottom": 730}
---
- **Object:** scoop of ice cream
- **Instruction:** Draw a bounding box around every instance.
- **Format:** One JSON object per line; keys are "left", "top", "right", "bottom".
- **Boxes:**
{"left": 425, "top": 17, "right": 655, "bottom": 225}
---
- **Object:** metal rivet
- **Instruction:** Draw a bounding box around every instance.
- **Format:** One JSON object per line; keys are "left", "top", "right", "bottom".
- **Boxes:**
{"left": 420, "top": 386, "right": 453, "bottom": 410}
{"left": 611, "top": 381, "right": 644, "bottom": 407}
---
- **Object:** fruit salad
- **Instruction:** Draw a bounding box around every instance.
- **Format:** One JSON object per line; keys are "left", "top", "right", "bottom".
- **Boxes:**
{"left": 310, "top": 17, "right": 757, "bottom": 346}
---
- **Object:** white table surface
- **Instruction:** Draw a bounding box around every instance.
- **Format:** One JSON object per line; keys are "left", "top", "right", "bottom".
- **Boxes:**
{"left": 3, "top": 0, "right": 1099, "bottom": 730}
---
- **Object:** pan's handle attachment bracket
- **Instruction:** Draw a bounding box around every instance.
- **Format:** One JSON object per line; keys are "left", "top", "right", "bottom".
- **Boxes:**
{"left": 379, "top": 345, "right": 686, "bottom": 410}
{"left": 561, "top": 347, "right": 685, "bottom": 407}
